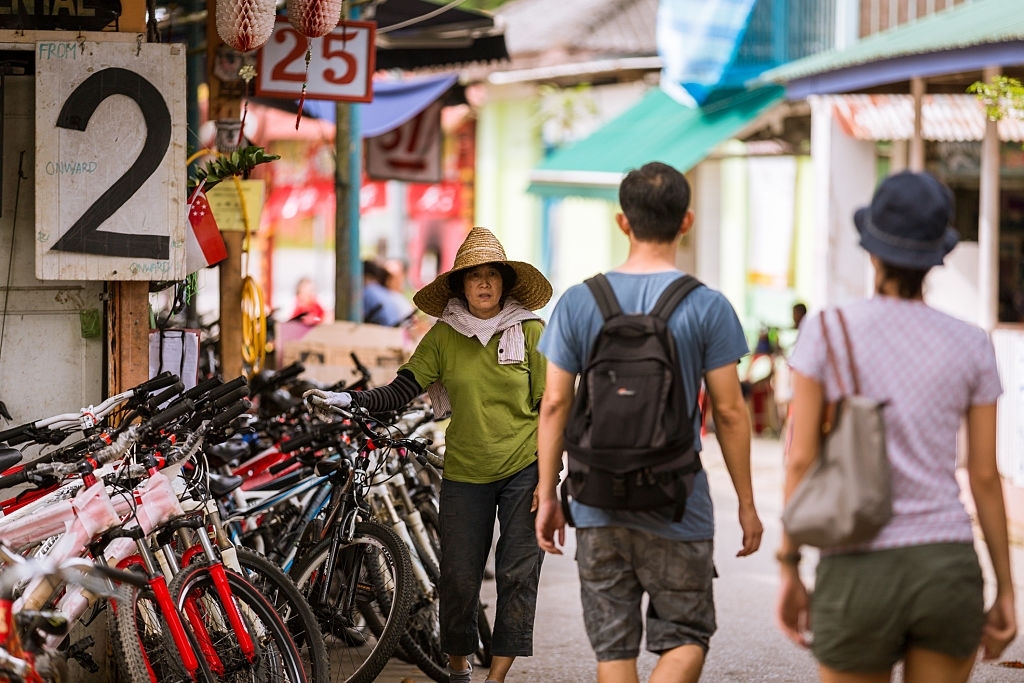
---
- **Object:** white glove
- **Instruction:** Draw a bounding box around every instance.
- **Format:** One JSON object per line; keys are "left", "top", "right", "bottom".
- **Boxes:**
{"left": 302, "top": 389, "right": 352, "bottom": 420}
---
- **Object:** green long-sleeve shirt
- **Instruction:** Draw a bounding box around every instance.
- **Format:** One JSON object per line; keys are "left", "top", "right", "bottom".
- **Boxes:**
{"left": 402, "top": 319, "right": 546, "bottom": 483}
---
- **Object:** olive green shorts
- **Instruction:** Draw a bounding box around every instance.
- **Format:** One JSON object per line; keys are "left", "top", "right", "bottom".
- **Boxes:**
{"left": 811, "top": 543, "right": 984, "bottom": 673}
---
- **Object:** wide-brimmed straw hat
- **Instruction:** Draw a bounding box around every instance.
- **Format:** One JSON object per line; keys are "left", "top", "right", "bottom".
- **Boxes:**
{"left": 854, "top": 170, "right": 959, "bottom": 270}
{"left": 413, "top": 227, "right": 553, "bottom": 317}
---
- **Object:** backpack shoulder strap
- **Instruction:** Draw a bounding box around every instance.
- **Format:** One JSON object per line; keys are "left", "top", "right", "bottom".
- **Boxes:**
{"left": 584, "top": 274, "right": 622, "bottom": 321}
{"left": 650, "top": 275, "right": 702, "bottom": 320}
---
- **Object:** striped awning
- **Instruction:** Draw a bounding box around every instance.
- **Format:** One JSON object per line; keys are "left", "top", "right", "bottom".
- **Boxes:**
{"left": 827, "top": 93, "right": 1024, "bottom": 142}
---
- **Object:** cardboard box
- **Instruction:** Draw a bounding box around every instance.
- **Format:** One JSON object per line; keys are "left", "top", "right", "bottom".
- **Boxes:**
{"left": 277, "top": 320, "right": 408, "bottom": 388}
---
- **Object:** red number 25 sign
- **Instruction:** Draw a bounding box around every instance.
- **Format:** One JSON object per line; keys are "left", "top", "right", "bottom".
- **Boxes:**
{"left": 256, "top": 18, "right": 375, "bottom": 102}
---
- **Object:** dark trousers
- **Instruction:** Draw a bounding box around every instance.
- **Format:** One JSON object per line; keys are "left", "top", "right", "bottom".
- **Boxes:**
{"left": 438, "top": 462, "right": 544, "bottom": 658}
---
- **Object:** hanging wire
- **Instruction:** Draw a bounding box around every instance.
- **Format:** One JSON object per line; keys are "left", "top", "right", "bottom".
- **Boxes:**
{"left": 0, "top": 151, "right": 27, "bottom": 366}
{"left": 376, "top": 0, "right": 471, "bottom": 33}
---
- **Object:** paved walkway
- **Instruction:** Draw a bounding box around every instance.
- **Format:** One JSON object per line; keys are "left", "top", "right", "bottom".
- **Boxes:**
{"left": 378, "top": 435, "right": 1024, "bottom": 682}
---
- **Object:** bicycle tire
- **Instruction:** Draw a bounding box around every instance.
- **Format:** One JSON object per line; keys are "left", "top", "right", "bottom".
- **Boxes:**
{"left": 168, "top": 562, "right": 308, "bottom": 683}
{"left": 396, "top": 501, "right": 447, "bottom": 683}
{"left": 234, "top": 546, "right": 331, "bottom": 682}
{"left": 110, "top": 582, "right": 214, "bottom": 683}
{"left": 290, "top": 521, "right": 413, "bottom": 683}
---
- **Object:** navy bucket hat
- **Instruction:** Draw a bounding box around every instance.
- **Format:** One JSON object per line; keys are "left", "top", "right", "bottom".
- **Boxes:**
{"left": 853, "top": 170, "right": 960, "bottom": 270}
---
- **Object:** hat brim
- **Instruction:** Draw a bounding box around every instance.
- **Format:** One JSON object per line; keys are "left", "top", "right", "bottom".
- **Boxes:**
{"left": 413, "top": 260, "right": 553, "bottom": 318}
{"left": 854, "top": 207, "right": 959, "bottom": 270}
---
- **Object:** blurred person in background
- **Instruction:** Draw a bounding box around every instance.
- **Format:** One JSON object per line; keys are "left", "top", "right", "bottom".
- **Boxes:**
{"left": 289, "top": 276, "right": 325, "bottom": 325}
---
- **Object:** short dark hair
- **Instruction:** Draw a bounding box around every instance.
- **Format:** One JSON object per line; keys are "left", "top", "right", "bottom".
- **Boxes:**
{"left": 876, "top": 261, "right": 927, "bottom": 299}
{"left": 618, "top": 162, "right": 691, "bottom": 243}
{"left": 447, "top": 262, "right": 517, "bottom": 300}
{"left": 362, "top": 260, "right": 388, "bottom": 286}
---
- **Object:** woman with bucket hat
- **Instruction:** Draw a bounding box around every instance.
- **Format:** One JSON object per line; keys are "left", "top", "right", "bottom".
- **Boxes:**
{"left": 306, "top": 227, "right": 552, "bottom": 683}
{"left": 776, "top": 171, "right": 1016, "bottom": 681}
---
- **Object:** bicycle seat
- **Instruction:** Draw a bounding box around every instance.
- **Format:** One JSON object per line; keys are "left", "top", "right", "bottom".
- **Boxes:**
{"left": 0, "top": 447, "right": 22, "bottom": 472}
{"left": 205, "top": 436, "right": 251, "bottom": 468}
{"left": 208, "top": 472, "right": 244, "bottom": 497}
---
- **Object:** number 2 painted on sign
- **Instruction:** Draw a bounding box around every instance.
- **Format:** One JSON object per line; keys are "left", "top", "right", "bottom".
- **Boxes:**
{"left": 52, "top": 67, "right": 171, "bottom": 260}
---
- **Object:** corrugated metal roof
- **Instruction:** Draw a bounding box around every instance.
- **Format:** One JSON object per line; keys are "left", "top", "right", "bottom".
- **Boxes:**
{"left": 497, "top": 0, "right": 657, "bottom": 59}
{"left": 828, "top": 93, "right": 1024, "bottom": 142}
{"left": 759, "top": 0, "right": 1024, "bottom": 84}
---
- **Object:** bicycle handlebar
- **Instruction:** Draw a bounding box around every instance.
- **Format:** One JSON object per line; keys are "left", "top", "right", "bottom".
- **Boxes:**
{"left": 209, "top": 398, "right": 252, "bottom": 431}
{"left": 0, "top": 373, "right": 184, "bottom": 443}
{"left": 265, "top": 361, "right": 305, "bottom": 390}
{"left": 143, "top": 381, "right": 186, "bottom": 414}
{"left": 135, "top": 371, "right": 179, "bottom": 396}
{"left": 0, "top": 467, "right": 28, "bottom": 490}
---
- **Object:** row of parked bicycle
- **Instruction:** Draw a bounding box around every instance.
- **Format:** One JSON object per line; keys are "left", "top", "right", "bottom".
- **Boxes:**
{"left": 0, "top": 356, "right": 480, "bottom": 682}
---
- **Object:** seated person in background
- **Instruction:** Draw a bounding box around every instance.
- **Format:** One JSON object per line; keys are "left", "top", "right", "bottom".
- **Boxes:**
{"left": 363, "top": 260, "right": 405, "bottom": 327}
{"left": 290, "top": 276, "right": 325, "bottom": 325}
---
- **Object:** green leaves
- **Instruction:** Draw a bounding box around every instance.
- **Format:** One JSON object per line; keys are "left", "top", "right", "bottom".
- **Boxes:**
{"left": 189, "top": 145, "right": 281, "bottom": 191}
{"left": 968, "top": 76, "right": 1024, "bottom": 122}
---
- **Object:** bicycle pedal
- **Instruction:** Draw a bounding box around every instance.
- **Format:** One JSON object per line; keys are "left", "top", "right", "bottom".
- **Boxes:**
{"left": 67, "top": 637, "right": 99, "bottom": 674}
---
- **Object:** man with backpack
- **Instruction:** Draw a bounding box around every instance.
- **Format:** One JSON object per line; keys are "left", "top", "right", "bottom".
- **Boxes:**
{"left": 535, "top": 161, "right": 763, "bottom": 682}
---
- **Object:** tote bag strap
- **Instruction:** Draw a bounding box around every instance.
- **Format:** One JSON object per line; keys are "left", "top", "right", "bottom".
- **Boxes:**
{"left": 819, "top": 312, "right": 848, "bottom": 397}
{"left": 834, "top": 309, "right": 861, "bottom": 394}
{"left": 819, "top": 310, "right": 863, "bottom": 436}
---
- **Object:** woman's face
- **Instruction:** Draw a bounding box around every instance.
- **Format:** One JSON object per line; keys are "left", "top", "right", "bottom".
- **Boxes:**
{"left": 463, "top": 264, "right": 504, "bottom": 319}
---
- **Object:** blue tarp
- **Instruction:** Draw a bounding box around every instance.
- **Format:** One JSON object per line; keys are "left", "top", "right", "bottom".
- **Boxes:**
{"left": 301, "top": 73, "right": 459, "bottom": 137}
{"left": 657, "top": 0, "right": 758, "bottom": 106}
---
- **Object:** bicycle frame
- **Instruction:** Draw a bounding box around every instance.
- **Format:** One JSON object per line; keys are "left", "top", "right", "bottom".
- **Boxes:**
{"left": 221, "top": 471, "right": 334, "bottom": 571}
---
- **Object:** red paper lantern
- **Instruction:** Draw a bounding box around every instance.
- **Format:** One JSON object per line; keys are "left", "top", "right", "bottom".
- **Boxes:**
{"left": 216, "top": 0, "right": 277, "bottom": 52}
{"left": 286, "top": 0, "right": 342, "bottom": 38}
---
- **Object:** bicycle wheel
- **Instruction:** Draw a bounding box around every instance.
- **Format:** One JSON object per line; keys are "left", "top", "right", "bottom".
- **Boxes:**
{"left": 290, "top": 521, "right": 413, "bottom": 683}
{"left": 234, "top": 546, "right": 330, "bottom": 682}
{"left": 168, "top": 562, "right": 307, "bottom": 683}
{"left": 110, "top": 582, "right": 212, "bottom": 683}
{"left": 394, "top": 505, "right": 447, "bottom": 683}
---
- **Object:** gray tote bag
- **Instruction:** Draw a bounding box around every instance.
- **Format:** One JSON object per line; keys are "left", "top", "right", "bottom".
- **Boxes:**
{"left": 781, "top": 310, "right": 892, "bottom": 548}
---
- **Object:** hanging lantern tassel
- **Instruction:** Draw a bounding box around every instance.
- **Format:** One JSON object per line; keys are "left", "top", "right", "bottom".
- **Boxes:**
{"left": 216, "top": 0, "right": 276, "bottom": 53}
{"left": 238, "top": 64, "right": 257, "bottom": 147}
{"left": 285, "top": 0, "right": 343, "bottom": 130}
{"left": 296, "top": 45, "right": 312, "bottom": 130}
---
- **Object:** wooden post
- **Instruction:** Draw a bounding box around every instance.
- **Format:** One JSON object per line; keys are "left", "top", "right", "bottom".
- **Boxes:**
{"left": 106, "top": 0, "right": 149, "bottom": 394}
{"left": 207, "top": 0, "right": 245, "bottom": 380}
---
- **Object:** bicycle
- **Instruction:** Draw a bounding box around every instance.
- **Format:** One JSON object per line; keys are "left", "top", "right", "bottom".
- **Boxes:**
{"left": 285, "top": 404, "right": 426, "bottom": 683}
{"left": 0, "top": 381, "right": 310, "bottom": 682}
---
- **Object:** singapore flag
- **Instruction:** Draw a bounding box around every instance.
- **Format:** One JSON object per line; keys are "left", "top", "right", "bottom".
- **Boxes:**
{"left": 185, "top": 185, "right": 228, "bottom": 273}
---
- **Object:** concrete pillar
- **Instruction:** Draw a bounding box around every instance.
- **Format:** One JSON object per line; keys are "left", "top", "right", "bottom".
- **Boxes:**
{"left": 978, "top": 65, "right": 1002, "bottom": 332}
{"left": 809, "top": 95, "right": 878, "bottom": 309}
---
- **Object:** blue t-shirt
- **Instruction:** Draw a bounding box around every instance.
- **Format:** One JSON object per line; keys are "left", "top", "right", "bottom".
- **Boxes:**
{"left": 538, "top": 270, "right": 748, "bottom": 541}
{"left": 363, "top": 282, "right": 404, "bottom": 327}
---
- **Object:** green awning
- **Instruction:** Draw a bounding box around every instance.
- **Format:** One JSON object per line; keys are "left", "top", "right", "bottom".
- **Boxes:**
{"left": 527, "top": 84, "right": 785, "bottom": 202}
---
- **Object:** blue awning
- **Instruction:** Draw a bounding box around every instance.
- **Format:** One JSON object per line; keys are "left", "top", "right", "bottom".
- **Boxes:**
{"left": 301, "top": 73, "right": 459, "bottom": 137}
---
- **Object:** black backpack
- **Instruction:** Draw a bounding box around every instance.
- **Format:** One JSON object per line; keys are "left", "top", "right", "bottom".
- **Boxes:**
{"left": 562, "top": 273, "right": 703, "bottom": 523}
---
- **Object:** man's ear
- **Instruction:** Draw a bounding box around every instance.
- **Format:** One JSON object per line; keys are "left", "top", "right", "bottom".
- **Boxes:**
{"left": 680, "top": 209, "right": 695, "bottom": 237}
{"left": 615, "top": 212, "right": 631, "bottom": 236}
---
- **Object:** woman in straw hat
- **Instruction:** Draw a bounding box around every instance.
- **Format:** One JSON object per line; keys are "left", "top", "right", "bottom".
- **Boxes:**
{"left": 306, "top": 227, "right": 553, "bottom": 683}
{"left": 776, "top": 171, "right": 1016, "bottom": 681}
